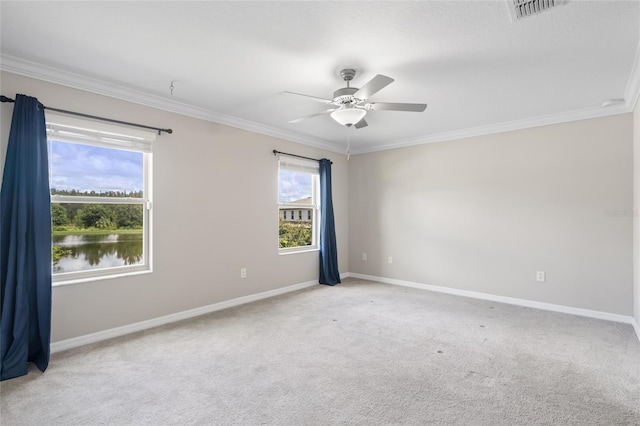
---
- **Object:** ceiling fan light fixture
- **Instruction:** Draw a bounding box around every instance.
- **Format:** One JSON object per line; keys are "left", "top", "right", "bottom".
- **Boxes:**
{"left": 330, "top": 107, "right": 366, "bottom": 127}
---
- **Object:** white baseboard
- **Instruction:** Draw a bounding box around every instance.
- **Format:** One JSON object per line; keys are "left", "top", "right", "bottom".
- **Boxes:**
{"left": 51, "top": 273, "right": 639, "bottom": 353}
{"left": 348, "top": 273, "right": 637, "bottom": 329}
{"left": 51, "top": 279, "right": 319, "bottom": 353}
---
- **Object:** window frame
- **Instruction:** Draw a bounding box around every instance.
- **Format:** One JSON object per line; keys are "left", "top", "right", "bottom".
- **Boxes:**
{"left": 277, "top": 156, "right": 320, "bottom": 254}
{"left": 47, "top": 114, "right": 154, "bottom": 285}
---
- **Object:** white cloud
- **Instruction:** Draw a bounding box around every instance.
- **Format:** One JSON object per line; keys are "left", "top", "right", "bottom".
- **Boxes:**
{"left": 50, "top": 141, "right": 143, "bottom": 193}
{"left": 278, "top": 170, "right": 312, "bottom": 203}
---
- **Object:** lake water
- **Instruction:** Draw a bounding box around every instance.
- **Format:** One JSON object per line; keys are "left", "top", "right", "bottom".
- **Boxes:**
{"left": 53, "top": 233, "right": 143, "bottom": 273}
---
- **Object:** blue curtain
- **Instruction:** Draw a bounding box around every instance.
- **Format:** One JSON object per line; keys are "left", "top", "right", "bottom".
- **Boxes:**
{"left": 319, "top": 159, "right": 340, "bottom": 285}
{"left": 1, "top": 94, "right": 52, "bottom": 381}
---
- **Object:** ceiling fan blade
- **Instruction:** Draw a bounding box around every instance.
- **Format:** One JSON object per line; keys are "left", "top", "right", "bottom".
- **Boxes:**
{"left": 282, "top": 91, "right": 334, "bottom": 104}
{"left": 366, "top": 102, "right": 427, "bottom": 112}
{"left": 288, "top": 108, "right": 337, "bottom": 124}
{"left": 354, "top": 75, "right": 394, "bottom": 100}
{"left": 354, "top": 118, "right": 368, "bottom": 129}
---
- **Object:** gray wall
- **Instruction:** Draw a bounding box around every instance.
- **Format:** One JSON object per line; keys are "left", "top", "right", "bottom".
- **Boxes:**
{"left": 0, "top": 71, "right": 350, "bottom": 342}
{"left": 349, "top": 115, "right": 634, "bottom": 315}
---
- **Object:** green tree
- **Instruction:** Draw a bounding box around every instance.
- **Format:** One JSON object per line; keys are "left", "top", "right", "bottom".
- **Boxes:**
{"left": 77, "top": 204, "right": 115, "bottom": 228}
{"left": 95, "top": 216, "right": 116, "bottom": 229}
{"left": 115, "top": 204, "right": 143, "bottom": 228}
{"left": 61, "top": 203, "right": 82, "bottom": 226}
{"left": 51, "top": 203, "right": 69, "bottom": 226}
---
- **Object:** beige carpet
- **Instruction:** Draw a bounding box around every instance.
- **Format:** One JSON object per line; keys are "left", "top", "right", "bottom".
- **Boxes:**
{"left": 1, "top": 278, "right": 639, "bottom": 425}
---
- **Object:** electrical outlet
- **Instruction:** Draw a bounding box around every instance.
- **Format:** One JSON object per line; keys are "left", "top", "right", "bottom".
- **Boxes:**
{"left": 536, "top": 271, "right": 545, "bottom": 282}
{"left": 362, "top": 253, "right": 367, "bottom": 261}
{"left": 388, "top": 256, "right": 393, "bottom": 264}
{"left": 240, "top": 268, "right": 247, "bottom": 279}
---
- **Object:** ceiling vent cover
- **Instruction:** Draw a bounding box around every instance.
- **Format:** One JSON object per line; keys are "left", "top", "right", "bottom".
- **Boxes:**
{"left": 508, "top": 0, "right": 564, "bottom": 21}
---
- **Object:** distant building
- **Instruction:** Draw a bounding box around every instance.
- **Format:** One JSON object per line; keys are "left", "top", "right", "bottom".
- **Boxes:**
{"left": 280, "top": 197, "right": 313, "bottom": 222}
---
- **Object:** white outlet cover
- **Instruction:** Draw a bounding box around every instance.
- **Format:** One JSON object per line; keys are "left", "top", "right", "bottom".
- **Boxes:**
{"left": 536, "top": 271, "right": 545, "bottom": 282}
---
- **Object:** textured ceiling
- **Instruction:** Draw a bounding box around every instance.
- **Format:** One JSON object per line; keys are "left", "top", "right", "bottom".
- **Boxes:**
{"left": 1, "top": 1, "right": 639, "bottom": 154}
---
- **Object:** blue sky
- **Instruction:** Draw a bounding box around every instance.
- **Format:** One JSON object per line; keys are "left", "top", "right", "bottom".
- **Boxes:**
{"left": 278, "top": 170, "right": 311, "bottom": 203}
{"left": 49, "top": 141, "right": 143, "bottom": 193}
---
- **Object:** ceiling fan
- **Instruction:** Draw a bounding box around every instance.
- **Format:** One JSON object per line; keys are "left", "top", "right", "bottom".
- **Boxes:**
{"left": 285, "top": 68, "right": 427, "bottom": 129}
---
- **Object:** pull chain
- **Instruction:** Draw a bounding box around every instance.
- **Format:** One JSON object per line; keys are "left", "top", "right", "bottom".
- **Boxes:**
{"left": 347, "top": 126, "right": 351, "bottom": 160}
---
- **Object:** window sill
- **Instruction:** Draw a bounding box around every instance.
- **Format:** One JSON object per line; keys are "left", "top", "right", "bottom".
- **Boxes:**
{"left": 52, "top": 268, "right": 152, "bottom": 287}
{"left": 278, "top": 247, "right": 319, "bottom": 256}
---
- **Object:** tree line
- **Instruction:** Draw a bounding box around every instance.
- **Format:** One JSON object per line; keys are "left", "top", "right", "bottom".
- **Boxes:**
{"left": 51, "top": 188, "right": 144, "bottom": 230}
{"left": 52, "top": 203, "right": 143, "bottom": 230}
{"left": 51, "top": 188, "right": 143, "bottom": 198}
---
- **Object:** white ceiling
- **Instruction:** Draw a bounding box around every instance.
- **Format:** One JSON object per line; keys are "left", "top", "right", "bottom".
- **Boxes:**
{"left": 1, "top": 1, "right": 639, "bottom": 154}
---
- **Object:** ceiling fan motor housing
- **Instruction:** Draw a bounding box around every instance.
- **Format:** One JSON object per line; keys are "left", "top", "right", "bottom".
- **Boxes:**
{"left": 333, "top": 69, "right": 360, "bottom": 104}
{"left": 333, "top": 87, "right": 358, "bottom": 105}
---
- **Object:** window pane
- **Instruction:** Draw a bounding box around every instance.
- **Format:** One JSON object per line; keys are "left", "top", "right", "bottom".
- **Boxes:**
{"left": 279, "top": 218, "right": 312, "bottom": 248}
{"left": 50, "top": 140, "right": 144, "bottom": 197}
{"left": 52, "top": 203, "right": 144, "bottom": 273}
{"left": 278, "top": 170, "right": 311, "bottom": 203}
{"left": 278, "top": 169, "right": 315, "bottom": 249}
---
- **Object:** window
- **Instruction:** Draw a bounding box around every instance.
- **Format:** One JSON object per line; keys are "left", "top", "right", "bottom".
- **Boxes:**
{"left": 47, "top": 114, "right": 154, "bottom": 283}
{"left": 277, "top": 155, "right": 319, "bottom": 252}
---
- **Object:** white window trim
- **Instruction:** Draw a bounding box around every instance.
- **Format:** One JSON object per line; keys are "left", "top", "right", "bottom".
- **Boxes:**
{"left": 47, "top": 114, "right": 154, "bottom": 285}
{"left": 277, "top": 155, "right": 320, "bottom": 254}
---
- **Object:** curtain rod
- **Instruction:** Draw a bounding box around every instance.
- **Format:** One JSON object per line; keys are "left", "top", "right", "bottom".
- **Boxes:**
{"left": 272, "top": 150, "right": 332, "bottom": 164}
{"left": 1, "top": 95, "right": 173, "bottom": 135}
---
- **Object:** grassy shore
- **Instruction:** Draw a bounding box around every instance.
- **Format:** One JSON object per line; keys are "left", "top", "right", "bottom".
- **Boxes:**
{"left": 52, "top": 227, "right": 143, "bottom": 237}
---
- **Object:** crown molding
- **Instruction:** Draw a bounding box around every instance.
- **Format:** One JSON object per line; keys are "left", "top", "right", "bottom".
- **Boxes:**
{"left": 351, "top": 103, "right": 632, "bottom": 155}
{"left": 0, "top": 54, "right": 345, "bottom": 154}
{"left": 1, "top": 53, "right": 635, "bottom": 157}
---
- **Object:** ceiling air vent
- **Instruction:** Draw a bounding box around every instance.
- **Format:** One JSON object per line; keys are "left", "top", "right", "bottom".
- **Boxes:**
{"left": 508, "top": 0, "right": 564, "bottom": 21}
